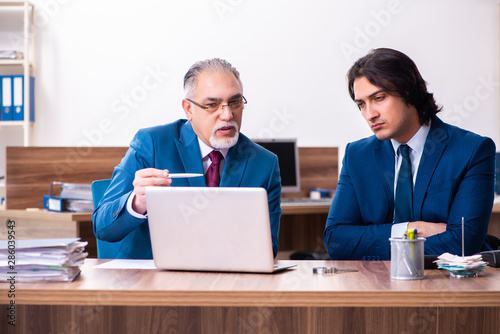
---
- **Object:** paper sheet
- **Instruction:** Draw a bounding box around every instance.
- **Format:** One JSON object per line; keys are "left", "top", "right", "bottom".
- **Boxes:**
{"left": 93, "top": 259, "right": 156, "bottom": 270}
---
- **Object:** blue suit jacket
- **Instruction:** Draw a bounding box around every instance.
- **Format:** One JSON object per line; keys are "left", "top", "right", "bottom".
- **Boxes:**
{"left": 324, "top": 117, "right": 495, "bottom": 260}
{"left": 92, "top": 120, "right": 282, "bottom": 259}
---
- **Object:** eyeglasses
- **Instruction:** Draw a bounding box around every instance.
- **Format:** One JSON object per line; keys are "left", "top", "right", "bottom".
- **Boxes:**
{"left": 187, "top": 96, "right": 247, "bottom": 113}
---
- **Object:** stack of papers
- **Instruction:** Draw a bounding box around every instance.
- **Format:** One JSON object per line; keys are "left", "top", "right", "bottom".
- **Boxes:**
{"left": 44, "top": 181, "right": 93, "bottom": 212}
{"left": 434, "top": 252, "right": 488, "bottom": 277}
{"left": 0, "top": 238, "right": 88, "bottom": 282}
{"left": 49, "top": 182, "right": 93, "bottom": 201}
{"left": 0, "top": 50, "right": 23, "bottom": 59}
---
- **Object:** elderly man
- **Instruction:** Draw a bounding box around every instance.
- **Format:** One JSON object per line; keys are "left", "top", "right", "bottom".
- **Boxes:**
{"left": 93, "top": 58, "right": 282, "bottom": 259}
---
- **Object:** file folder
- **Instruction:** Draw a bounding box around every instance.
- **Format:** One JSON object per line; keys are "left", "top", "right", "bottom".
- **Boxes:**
{"left": 44, "top": 195, "right": 64, "bottom": 212}
{"left": 13, "top": 75, "right": 23, "bottom": 121}
{"left": 1, "top": 76, "right": 13, "bottom": 121}
{"left": 11, "top": 75, "right": 35, "bottom": 122}
{"left": 43, "top": 195, "right": 93, "bottom": 212}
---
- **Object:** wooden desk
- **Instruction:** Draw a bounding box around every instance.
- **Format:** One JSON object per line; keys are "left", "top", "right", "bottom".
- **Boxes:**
{"left": 281, "top": 201, "right": 330, "bottom": 215}
{"left": 1, "top": 259, "right": 499, "bottom": 333}
{"left": 279, "top": 202, "right": 330, "bottom": 253}
{"left": 491, "top": 203, "right": 500, "bottom": 213}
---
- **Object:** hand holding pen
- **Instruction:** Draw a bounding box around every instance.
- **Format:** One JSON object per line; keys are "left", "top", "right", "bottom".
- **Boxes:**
{"left": 132, "top": 168, "right": 174, "bottom": 214}
{"left": 132, "top": 168, "right": 203, "bottom": 214}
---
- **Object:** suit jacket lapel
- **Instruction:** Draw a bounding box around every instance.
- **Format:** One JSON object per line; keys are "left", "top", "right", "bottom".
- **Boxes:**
{"left": 375, "top": 139, "right": 396, "bottom": 215}
{"left": 413, "top": 117, "right": 448, "bottom": 219}
{"left": 175, "top": 121, "right": 206, "bottom": 187}
{"left": 220, "top": 139, "right": 249, "bottom": 187}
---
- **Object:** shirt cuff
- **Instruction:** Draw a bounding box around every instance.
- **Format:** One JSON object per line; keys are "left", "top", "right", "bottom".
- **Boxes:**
{"left": 126, "top": 192, "right": 148, "bottom": 219}
{"left": 391, "top": 222, "right": 409, "bottom": 238}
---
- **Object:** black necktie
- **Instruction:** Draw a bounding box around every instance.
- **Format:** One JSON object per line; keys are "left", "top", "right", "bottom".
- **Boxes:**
{"left": 394, "top": 144, "right": 413, "bottom": 223}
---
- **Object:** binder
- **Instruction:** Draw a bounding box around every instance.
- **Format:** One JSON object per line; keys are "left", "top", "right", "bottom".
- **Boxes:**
{"left": 1, "top": 76, "right": 13, "bottom": 121}
{"left": 43, "top": 195, "right": 93, "bottom": 212}
{"left": 11, "top": 75, "right": 35, "bottom": 122}
{"left": 12, "top": 75, "right": 23, "bottom": 121}
{"left": 43, "top": 195, "right": 64, "bottom": 212}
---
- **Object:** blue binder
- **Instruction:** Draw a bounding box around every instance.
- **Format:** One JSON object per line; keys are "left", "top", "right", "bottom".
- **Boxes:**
{"left": 1, "top": 76, "right": 13, "bottom": 121}
{"left": 11, "top": 75, "right": 35, "bottom": 122}
{"left": 43, "top": 195, "right": 93, "bottom": 212}
{"left": 12, "top": 75, "right": 23, "bottom": 121}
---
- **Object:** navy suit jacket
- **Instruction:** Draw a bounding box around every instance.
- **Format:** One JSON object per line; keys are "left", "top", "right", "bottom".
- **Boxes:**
{"left": 324, "top": 117, "right": 496, "bottom": 260}
{"left": 93, "top": 119, "right": 282, "bottom": 259}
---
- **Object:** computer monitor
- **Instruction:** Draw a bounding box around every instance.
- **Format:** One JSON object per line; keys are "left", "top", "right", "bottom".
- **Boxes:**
{"left": 253, "top": 139, "right": 300, "bottom": 193}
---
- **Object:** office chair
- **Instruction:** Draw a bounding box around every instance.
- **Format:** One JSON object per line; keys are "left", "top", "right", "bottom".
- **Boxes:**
{"left": 487, "top": 234, "right": 500, "bottom": 250}
{"left": 91, "top": 179, "right": 123, "bottom": 259}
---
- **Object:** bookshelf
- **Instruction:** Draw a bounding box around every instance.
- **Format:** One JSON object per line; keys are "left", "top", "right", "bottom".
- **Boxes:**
{"left": 0, "top": 0, "right": 35, "bottom": 146}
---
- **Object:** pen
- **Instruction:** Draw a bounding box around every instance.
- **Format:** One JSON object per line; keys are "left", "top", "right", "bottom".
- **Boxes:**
{"left": 402, "top": 247, "right": 418, "bottom": 276}
{"left": 462, "top": 217, "right": 465, "bottom": 258}
{"left": 395, "top": 238, "right": 417, "bottom": 277}
{"left": 165, "top": 173, "right": 204, "bottom": 179}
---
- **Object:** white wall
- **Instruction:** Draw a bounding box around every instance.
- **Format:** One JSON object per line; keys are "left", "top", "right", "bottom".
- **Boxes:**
{"left": 0, "top": 0, "right": 498, "bottom": 177}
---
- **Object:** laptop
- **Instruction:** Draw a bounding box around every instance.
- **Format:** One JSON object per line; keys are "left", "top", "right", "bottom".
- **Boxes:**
{"left": 145, "top": 186, "right": 295, "bottom": 273}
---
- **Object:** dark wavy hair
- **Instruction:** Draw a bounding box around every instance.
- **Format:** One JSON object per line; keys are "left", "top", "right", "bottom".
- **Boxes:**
{"left": 347, "top": 48, "right": 441, "bottom": 125}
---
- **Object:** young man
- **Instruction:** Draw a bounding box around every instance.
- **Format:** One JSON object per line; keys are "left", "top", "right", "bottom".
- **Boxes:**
{"left": 93, "top": 58, "right": 282, "bottom": 259}
{"left": 324, "top": 48, "right": 495, "bottom": 260}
